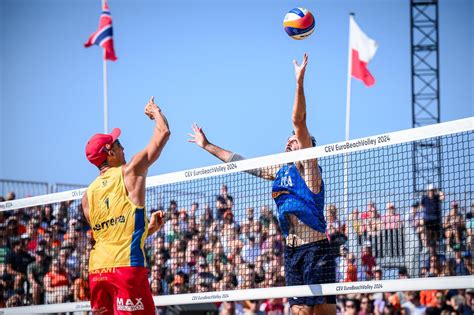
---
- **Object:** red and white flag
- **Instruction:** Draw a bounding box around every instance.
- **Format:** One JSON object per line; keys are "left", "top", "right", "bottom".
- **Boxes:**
{"left": 350, "top": 16, "right": 377, "bottom": 86}
{"left": 84, "top": 0, "right": 117, "bottom": 61}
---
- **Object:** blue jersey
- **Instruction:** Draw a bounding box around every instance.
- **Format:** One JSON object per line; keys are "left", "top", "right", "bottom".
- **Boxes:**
{"left": 272, "top": 163, "right": 326, "bottom": 236}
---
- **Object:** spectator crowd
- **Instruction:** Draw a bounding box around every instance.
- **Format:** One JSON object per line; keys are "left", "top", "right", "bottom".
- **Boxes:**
{"left": 0, "top": 182, "right": 472, "bottom": 314}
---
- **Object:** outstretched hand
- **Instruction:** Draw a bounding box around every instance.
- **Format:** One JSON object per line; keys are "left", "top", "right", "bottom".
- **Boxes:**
{"left": 144, "top": 96, "right": 161, "bottom": 120}
{"left": 187, "top": 123, "right": 209, "bottom": 149}
{"left": 149, "top": 210, "right": 165, "bottom": 232}
{"left": 293, "top": 53, "right": 308, "bottom": 85}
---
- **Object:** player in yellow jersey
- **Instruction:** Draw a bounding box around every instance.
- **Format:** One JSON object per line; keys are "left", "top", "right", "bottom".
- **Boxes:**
{"left": 82, "top": 97, "right": 170, "bottom": 315}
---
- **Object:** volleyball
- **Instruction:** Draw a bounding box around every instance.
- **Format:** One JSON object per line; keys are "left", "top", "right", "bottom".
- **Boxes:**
{"left": 283, "top": 8, "right": 315, "bottom": 40}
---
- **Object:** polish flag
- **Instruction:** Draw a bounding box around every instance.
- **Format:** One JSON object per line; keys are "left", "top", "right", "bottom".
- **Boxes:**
{"left": 350, "top": 16, "right": 377, "bottom": 87}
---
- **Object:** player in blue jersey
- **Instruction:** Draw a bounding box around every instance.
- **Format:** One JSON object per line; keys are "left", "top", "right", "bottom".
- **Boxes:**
{"left": 188, "top": 53, "right": 336, "bottom": 315}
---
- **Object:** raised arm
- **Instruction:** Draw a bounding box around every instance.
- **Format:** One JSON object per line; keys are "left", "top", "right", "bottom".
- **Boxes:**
{"left": 188, "top": 123, "right": 233, "bottom": 162}
{"left": 292, "top": 53, "right": 313, "bottom": 149}
{"left": 127, "top": 97, "right": 170, "bottom": 176}
{"left": 122, "top": 97, "right": 170, "bottom": 208}
{"left": 188, "top": 123, "right": 276, "bottom": 180}
{"left": 292, "top": 53, "right": 322, "bottom": 194}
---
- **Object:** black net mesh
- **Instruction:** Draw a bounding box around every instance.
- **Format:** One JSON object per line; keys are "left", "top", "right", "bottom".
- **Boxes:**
{"left": 0, "top": 130, "right": 472, "bottom": 311}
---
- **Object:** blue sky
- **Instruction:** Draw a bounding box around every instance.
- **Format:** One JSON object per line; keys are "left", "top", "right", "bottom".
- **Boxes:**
{"left": 0, "top": 0, "right": 472, "bottom": 186}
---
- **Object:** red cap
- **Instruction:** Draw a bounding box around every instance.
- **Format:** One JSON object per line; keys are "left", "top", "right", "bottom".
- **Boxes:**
{"left": 85, "top": 128, "right": 121, "bottom": 167}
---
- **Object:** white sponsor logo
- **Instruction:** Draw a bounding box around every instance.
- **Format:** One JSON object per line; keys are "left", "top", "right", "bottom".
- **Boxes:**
{"left": 116, "top": 297, "right": 144, "bottom": 312}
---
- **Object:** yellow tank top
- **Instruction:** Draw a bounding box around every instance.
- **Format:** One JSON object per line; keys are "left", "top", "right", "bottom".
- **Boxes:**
{"left": 87, "top": 166, "right": 148, "bottom": 270}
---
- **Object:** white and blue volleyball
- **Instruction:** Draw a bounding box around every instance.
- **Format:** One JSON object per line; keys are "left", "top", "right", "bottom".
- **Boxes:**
{"left": 283, "top": 7, "right": 315, "bottom": 40}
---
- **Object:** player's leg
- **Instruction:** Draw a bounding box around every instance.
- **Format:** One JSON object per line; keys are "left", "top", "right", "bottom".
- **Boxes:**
{"left": 89, "top": 270, "right": 114, "bottom": 315}
{"left": 285, "top": 245, "right": 309, "bottom": 314}
{"left": 303, "top": 240, "right": 336, "bottom": 315}
{"left": 113, "top": 266, "right": 155, "bottom": 315}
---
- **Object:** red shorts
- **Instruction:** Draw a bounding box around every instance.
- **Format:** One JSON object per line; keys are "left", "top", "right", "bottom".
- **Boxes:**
{"left": 89, "top": 266, "right": 155, "bottom": 315}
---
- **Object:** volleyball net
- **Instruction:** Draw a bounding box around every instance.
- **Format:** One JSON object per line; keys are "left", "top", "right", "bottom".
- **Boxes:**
{"left": 0, "top": 118, "right": 472, "bottom": 314}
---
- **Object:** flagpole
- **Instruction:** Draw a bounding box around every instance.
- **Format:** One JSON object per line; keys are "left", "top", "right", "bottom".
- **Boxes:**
{"left": 103, "top": 54, "right": 108, "bottom": 134}
{"left": 343, "top": 13, "right": 354, "bottom": 220}
{"left": 346, "top": 13, "right": 354, "bottom": 142}
{"left": 101, "top": 0, "right": 108, "bottom": 134}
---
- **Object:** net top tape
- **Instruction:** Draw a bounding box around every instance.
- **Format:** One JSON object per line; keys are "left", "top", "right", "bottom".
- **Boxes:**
{"left": 1, "top": 276, "right": 472, "bottom": 314}
{"left": 1, "top": 117, "right": 472, "bottom": 212}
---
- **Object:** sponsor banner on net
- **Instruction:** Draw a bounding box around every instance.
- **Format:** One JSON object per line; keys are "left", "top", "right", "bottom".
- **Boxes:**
{"left": 335, "top": 282, "right": 384, "bottom": 293}
{"left": 184, "top": 163, "right": 238, "bottom": 179}
{"left": 74, "top": 302, "right": 92, "bottom": 310}
{"left": 324, "top": 135, "right": 391, "bottom": 154}
{"left": 71, "top": 189, "right": 85, "bottom": 198}
{"left": 191, "top": 292, "right": 230, "bottom": 302}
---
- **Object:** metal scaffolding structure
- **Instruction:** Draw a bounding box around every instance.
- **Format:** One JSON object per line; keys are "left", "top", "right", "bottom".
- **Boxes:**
{"left": 410, "top": 0, "right": 442, "bottom": 193}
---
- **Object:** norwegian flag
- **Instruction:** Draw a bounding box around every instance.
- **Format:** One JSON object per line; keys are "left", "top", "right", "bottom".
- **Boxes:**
{"left": 84, "top": 0, "right": 117, "bottom": 61}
